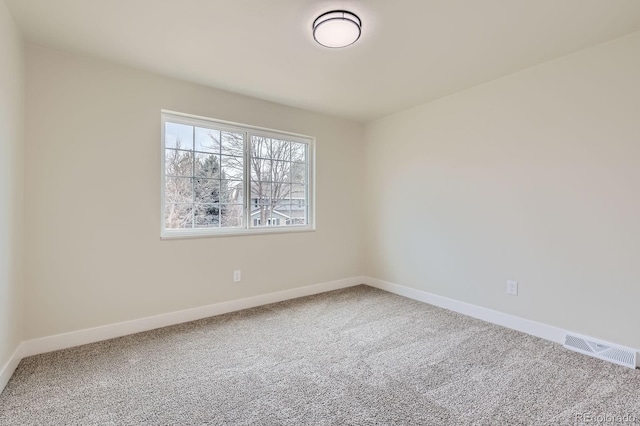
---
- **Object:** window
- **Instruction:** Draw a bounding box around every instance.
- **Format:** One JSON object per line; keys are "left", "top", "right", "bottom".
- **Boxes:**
{"left": 161, "top": 111, "right": 314, "bottom": 238}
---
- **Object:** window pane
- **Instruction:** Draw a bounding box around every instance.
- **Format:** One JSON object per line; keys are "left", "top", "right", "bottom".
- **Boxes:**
{"left": 271, "top": 139, "right": 290, "bottom": 161}
{"left": 195, "top": 178, "right": 220, "bottom": 204}
{"left": 165, "top": 203, "right": 193, "bottom": 229}
{"left": 273, "top": 198, "right": 290, "bottom": 210}
{"left": 252, "top": 136, "right": 271, "bottom": 159}
{"left": 291, "top": 142, "right": 306, "bottom": 162}
{"left": 195, "top": 204, "right": 219, "bottom": 228}
{"left": 221, "top": 155, "right": 243, "bottom": 180}
{"left": 289, "top": 195, "right": 307, "bottom": 224}
{"left": 290, "top": 161, "right": 306, "bottom": 184}
{"left": 250, "top": 181, "right": 271, "bottom": 203}
{"left": 195, "top": 153, "right": 221, "bottom": 178}
{"left": 274, "top": 200, "right": 291, "bottom": 224}
{"left": 250, "top": 158, "right": 271, "bottom": 182}
{"left": 165, "top": 122, "right": 193, "bottom": 149}
{"left": 291, "top": 184, "right": 306, "bottom": 200}
{"left": 165, "top": 177, "right": 193, "bottom": 203}
{"left": 165, "top": 149, "right": 193, "bottom": 177}
{"left": 221, "top": 180, "right": 243, "bottom": 203}
{"left": 248, "top": 135, "right": 308, "bottom": 227}
{"left": 221, "top": 204, "right": 243, "bottom": 227}
{"left": 271, "top": 182, "right": 290, "bottom": 202}
{"left": 271, "top": 161, "right": 290, "bottom": 183}
{"left": 221, "top": 131, "right": 244, "bottom": 156}
{"left": 252, "top": 205, "right": 272, "bottom": 227}
{"left": 195, "top": 127, "right": 220, "bottom": 153}
{"left": 290, "top": 182, "right": 307, "bottom": 225}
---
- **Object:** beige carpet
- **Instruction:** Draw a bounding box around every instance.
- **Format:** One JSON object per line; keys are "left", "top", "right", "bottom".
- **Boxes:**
{"left": 1, "top": 285, "right": 639, "bottom": 425}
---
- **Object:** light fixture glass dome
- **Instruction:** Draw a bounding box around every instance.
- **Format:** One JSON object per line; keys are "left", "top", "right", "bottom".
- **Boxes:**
{"left": 313, "top": 10, "right": 361, "bottom": 48}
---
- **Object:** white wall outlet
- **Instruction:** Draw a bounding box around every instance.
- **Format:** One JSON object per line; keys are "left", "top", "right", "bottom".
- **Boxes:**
{"left": 233, "top": 270, "right": 241, "bottom": 283}
{"left": 506, "top": 280, "right": 518, "bottom": 296}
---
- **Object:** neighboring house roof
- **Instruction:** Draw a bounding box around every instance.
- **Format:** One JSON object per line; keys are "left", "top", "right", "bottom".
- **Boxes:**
{"left": 250, "top": 209, "right": 291, "bottom": 220}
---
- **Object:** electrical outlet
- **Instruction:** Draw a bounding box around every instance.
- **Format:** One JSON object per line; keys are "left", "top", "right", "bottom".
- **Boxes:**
{"left": 233, "top": 270, "right": 241, "bottom": 283}
{"left": 506, "top": 280, "right": 518, "bottom": 296}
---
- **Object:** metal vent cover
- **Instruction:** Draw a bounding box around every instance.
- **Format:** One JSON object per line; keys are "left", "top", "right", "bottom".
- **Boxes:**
{"left": 564, "top": 333, "right": 637, "bottom": 369}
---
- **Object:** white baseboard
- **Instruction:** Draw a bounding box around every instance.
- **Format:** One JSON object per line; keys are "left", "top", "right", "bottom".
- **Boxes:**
{"left": 0, "top": 344, "right": 24, "bottom": 394}
{"left": 365, "top": 277, "right": 640, "bottom": 366}
{"left": 5, "top": 274, "right": 634, "bottom": 396}
{"left": 19, "top": 276, "right": 365, "bottom": 360}
{"left": 364, "top": 276, "right": 567, "bottom": 344}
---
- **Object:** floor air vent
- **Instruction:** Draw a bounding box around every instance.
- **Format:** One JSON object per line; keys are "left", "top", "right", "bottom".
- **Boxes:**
{"left": 564, "top": 333, "right": 637, "bottom": 369}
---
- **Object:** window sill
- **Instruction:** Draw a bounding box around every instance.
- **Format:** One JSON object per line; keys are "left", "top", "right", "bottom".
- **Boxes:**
{"left": 161, "top": 225, "right": 316, "bottom": 240}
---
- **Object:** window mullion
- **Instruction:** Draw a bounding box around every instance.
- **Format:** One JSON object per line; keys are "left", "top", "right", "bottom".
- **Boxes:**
{"left": 218, "top": 131, "right": 222, "bottom": 228}
{"left": 191, "top": 129, "right": 196, "bottom": 229}
{"left": 244, "top": 132, "right": 250, "bottom": 230}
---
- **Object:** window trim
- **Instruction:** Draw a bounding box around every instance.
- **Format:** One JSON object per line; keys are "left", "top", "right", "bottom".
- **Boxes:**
{"left": 160, "top": 110, "right": 316, "bottom": 239}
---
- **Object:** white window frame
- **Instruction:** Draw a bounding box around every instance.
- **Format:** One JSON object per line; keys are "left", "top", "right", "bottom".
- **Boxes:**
{"left": 161, "top": 110, "right": 315, "bottom": 239}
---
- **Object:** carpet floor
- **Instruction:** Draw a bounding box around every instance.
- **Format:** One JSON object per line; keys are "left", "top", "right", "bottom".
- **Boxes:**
{"left": 1, "top": 285, "right": 639, "bottom": 425}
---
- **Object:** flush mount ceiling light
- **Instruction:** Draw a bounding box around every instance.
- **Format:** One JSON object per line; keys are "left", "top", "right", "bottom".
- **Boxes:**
{"left": 313, "top": 10, "right": 362, "bottom": 48}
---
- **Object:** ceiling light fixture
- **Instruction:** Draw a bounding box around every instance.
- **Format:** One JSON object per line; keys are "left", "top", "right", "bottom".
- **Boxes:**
{"left": 313, "top": 10, "right": 362, "bottom": 48}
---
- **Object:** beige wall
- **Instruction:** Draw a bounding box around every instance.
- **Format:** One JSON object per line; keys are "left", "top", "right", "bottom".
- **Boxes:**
{"left": 19, "top": 26, "right": 640, "bottom": 352}
{"left": 364, "top": 32, "right": 640, "bottom": 349}
{"left": 0, "top": 1, "right": 24, "bottom": 367}
{"left": 24, "top": 45, "right": 365, "bottom": 339}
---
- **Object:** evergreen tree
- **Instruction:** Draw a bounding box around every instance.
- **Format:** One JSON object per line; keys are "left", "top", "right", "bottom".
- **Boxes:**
{"left": 195, "top": 154, "right": 227, "bottom": 226}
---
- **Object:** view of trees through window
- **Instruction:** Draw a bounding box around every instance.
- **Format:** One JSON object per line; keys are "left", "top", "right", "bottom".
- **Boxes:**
{"left": 250, "top": 135, "right": 307, "bottom": 228}
{"left": 163, "top": 117, "right": 310, "bottom": 234}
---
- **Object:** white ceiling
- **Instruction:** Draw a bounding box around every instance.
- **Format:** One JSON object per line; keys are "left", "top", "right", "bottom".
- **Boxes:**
{"left": 6, "top": 0, "right": 640, "bottom": 122}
